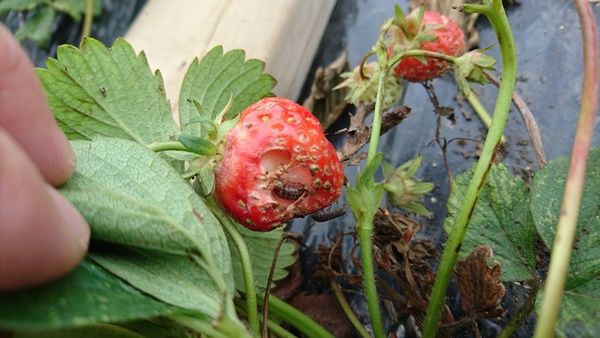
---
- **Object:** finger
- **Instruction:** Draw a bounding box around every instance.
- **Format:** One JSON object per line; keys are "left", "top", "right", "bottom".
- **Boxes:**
{"left": 0, "top": 129, "right": 89, "bottom": 291}
{"left": 0, "top": 24, "right": 74, "bottom": 186}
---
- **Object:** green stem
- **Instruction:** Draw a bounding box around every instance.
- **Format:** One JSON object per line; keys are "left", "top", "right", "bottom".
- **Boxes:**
{"left": 170, "top": 314, "right": 229, "bottom": 338}
{"left": 263, "top": 296, "right": 335, "bottom": 338}
{"left": 331, "top": 281, "right": 371, "bottom": 338}
{"left": 534, "top": 0, "right": 598, "bottom": 337}
{"left": 464, "top": 89, "right": 506, "bottom": 144}
{"left": 422, "top": 1, "right": 517, "bottom": 337}
{"left": 235, "top": 301, "right": 296, "bottom": 338}
{"left": 366, "top": 64, "right": 388, "bottom": 164}
{"left": 81, "top": 0, "right": 94, "bottom": 40}
{"left": 359, "top": 57, "right": 387, "bottom": 338}
{"left": 207, "top": 198, "right": 261, "bottom": 338}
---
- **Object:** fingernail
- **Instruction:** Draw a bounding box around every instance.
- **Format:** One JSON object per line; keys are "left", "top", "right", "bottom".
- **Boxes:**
{"left": 46, "top": 186, "right": 90, "bottom": 252}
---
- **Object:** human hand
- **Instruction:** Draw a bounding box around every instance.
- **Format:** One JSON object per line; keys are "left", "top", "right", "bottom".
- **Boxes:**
{"left": 0, "top": 25, "right": 89, "bottom": 291}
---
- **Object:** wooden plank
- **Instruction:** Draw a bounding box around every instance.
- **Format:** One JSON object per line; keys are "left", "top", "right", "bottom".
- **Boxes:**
{"left": 125, "top": 0, "right": 336, "bottom": 115}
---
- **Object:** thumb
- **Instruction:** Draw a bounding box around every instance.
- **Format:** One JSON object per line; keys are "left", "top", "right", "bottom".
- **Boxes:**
{"left": 0, "top": 129, "right": 89, "bottom": 291}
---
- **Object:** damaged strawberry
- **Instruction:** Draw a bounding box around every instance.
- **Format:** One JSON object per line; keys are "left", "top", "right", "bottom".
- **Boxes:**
{"left": 214, "top": 97, "right": 345, "bottom": 231}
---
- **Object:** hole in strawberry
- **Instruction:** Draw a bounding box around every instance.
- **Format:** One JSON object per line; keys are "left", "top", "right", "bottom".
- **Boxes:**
{"left": 261, "top": 149, "right": 292, "bottom": 173}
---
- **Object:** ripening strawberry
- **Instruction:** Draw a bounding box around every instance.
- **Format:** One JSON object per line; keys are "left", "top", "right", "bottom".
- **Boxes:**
{"left": 214, "top": 97, "right": 345, "bottom": 231}
{"left": 391, "top": 9, "right": 465, "bottom": 82}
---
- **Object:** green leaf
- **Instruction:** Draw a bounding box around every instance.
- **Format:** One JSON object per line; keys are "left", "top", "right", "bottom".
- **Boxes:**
{"left": 348, "top": 154, "right": 385, "bottom": 226}
{"left": 0, "top": 0, "right": 45, "bottom": 14}
{"left": 90, "top": 248, "right": 222, "bottom": 315}
{"left": 0, "top": 260, "right": 178, "bottom": 331}
{"left": 14, "top": 6, "right": 55, "bottom": 48}
{"left": 37, "top": 38, "right": 178, "bottom": 146}
{"left": 62, "top": 139, "right": 226, "bottom": 257}
{"left": 14, "top": 323, "right": 145, "bottom": 338}
{"left": 226, "top": 222, "right": 295, "bottom": 292}
{"left": 531, "top": 148, "right": 600, "bottom": 289}
{"left": 177, "top": 134, "right": 217, "bottom": 156}
{"left": 51, "top": 0, "right": 102, "bottom": 21}
{"left": 444, "top": 164, "right": 536, "bottom": 281}
{"left": 61, "top": 138, "right": 234, "bottom": 292}
{"left": 536, "top": 279, "right": 600, "bottom": 338}
{"left": 531, "top": 146, "right": 600, "bottom": 337}
{"left": 179, "top": 46, "right": 276, "bottom": 136}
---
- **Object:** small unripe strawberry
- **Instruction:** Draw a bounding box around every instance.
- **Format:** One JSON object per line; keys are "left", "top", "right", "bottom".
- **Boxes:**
{"left": 214, "top": 98, "right": 345, "bottom": 231}
{"left": 391, "top": 9, "right": 466, "bottom": 82}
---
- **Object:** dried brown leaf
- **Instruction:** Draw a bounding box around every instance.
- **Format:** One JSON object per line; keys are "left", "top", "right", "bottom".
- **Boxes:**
{"left": 339, "top": 104, "right": 411, "bottom": 164}
{"left": 455, "top": 245, "right": 506, "bottom": 318}
{"left": 302, "top": 53, "right": 350, "bottom": 130}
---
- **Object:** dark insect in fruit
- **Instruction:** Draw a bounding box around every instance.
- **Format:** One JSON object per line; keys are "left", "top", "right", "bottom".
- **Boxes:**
{"left": 273, "top": 182, "right": 307, "bottom": 200}
{"left": 311, "top": 206, "right": 346, "bottom": 222}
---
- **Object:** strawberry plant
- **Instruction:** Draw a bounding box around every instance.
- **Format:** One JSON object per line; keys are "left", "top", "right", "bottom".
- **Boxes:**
{"left": 0, "top": 0, "right": 598, "bottom": 337}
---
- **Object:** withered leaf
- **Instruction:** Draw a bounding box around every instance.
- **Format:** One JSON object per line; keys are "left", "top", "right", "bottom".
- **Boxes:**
{"left": 339, "top": 104, "right": 411, "bottom": 165}
{"left": 455, "top": 245, "right": 506, "bottom": 318}
{"left": 302, "top": 53, "right": 350, "bottom": 130}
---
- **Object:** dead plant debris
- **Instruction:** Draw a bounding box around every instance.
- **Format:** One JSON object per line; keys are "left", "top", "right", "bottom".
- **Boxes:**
{"left": 455, "top": 245, "right": 506, "bottom": 319}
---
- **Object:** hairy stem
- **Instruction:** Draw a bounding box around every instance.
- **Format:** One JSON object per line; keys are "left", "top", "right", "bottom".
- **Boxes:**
{"left": 422, "top": 1, "right": 517, "bottom": 336}
{"left": 359, "top": 58, "right": 387, "bottom": 338}
{"left": 534, "top": 0, "right": 598, "bottom": 337}
{"left": 331, "top": 281, "right": 371, "bottom": 338}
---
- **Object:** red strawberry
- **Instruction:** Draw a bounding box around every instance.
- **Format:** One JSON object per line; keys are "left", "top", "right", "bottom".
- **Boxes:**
{"left": 391, "top": 10, "right": 465, "bottom": 82}
{"left": 214, "top": 97, "right": 344, "bottom": 231}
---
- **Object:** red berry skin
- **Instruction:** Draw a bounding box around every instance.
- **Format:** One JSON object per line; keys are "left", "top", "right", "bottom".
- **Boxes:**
{"left": 394, "top": 11, "right": 465, "bottom": 82}
{"left": 214, "top": 97, "right": 344, "bottom": 231}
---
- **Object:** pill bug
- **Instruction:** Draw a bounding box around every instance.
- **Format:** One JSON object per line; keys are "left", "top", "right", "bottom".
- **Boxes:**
{"left": 273, "top": 182, "right": 307, "bottom": 200}
{"left": 311, "top": 206, "right": 346, "bottom": 222}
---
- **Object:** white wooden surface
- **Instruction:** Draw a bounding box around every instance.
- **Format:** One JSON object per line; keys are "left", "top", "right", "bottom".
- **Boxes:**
{"left": 125, "top": 0, "right": 336, "bottom": 114}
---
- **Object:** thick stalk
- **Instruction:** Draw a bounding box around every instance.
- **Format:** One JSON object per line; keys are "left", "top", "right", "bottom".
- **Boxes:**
{"left": 534, "top": 0, "right": 598, "bottom": 337}
{"left": 359, "top": 61, "right": 387, "bottom": 338}
{"left": 264, "top": 296, "right": 335, "bottom": 338}
{"left": 422, "top": 1, "right": 517, "bottom": 336}
{"left": 207, "top": 198, "right": 260, "bottom": 337}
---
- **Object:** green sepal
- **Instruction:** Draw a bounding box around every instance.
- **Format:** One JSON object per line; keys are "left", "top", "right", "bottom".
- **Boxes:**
{"left": 393, "top": 4, "right": 405, "bottom": 25}
{"left": 176, "top": 135, "right": 217, "bottom": 156}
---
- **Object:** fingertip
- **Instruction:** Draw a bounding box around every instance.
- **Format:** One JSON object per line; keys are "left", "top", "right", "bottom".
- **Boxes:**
{"left": 0, "top": 23, "right": 74, "bottom": 186}
{"left": 46, "top": 187, "right": 90, "bottom": 256}
{"left": 0, "top": 131, "right": 88, "bottom": 291}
